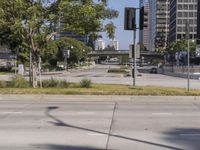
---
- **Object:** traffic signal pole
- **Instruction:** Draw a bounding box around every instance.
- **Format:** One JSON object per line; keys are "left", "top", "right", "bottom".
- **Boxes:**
{"left": 124, "top": 7, "right": 147, "bottom": 86}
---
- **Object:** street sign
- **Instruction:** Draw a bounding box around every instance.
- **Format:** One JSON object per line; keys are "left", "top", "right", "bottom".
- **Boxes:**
{"left": 63, "top": 49, "right": 70, "bottom": 58}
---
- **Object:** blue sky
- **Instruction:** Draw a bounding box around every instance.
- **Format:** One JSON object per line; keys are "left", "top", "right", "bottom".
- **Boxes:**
{"left": 102, "top": 0, "right": 139, "bottom": 50}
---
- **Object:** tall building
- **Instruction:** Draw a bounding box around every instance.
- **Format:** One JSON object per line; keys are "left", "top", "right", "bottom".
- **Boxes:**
{"left": 169, "top": 0, "right": 197, "bottom": 43}
{"left": 139, "top": 0, "right": 150, "bottom": 50}
{"left": 148, "top": 0, "right": 170, "bottom": 51}
{"left": 110, "top": 39, "right": 119, "bottom": 50}
{"left": 197, "top": 0, "right": 200, "bottom": 44}
{"left": 95, "top": 39, "right": 105, "bottom": 51}
{"left": 148, "top": 0, "right": 157, "bottom": 51}
{"left": 196, "top": 0, "right": 200, "bottom": 56}
{"left": 155, "top": 0, "right": 170, "bottom": 50}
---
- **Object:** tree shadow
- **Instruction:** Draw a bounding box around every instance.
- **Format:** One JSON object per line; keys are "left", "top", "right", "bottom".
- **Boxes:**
{"left": 34, "top": 144, "right": 104, "bottom": 150}
{"left": 163, "top": 128, "right": 200, "bottom": 150}
{"left": 45, "top": 106, "right": 183, "bottom": 150}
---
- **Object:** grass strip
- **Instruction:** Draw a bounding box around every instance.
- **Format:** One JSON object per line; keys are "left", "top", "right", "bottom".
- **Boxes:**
{"left": 0, "top": 83, "right": 200, "bottom": 96}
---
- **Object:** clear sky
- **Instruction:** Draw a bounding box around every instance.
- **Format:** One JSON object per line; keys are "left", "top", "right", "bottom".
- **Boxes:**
{"left": 102, "top": 0, "right": 139, "bottom": 50}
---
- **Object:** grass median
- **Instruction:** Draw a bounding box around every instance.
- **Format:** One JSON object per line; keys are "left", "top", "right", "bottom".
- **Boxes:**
{"left": 0, "top": 83, "right": 200, "bottom": 96}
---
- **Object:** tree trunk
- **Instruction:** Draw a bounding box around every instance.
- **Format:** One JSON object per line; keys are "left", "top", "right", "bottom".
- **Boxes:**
{"left": 29, "top": 33, "right": 39, "bottom": 88}
{"left": 31, "top": 50, "right": 38, "bottom": 88}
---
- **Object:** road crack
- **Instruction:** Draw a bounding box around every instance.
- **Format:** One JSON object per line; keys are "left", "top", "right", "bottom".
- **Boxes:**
{"left": 106, "top": 102, "right": 117, "bottom": 150}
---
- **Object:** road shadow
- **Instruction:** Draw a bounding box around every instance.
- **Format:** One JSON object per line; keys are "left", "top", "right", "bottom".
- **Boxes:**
{"left": 44, "top": 106, "right": 183, "bottom": 150}
{"left": 163, "top": 128, "right": 200, "bottom": 150}
{"left": 34, "top": 144, "right": 104, "bottom": 150}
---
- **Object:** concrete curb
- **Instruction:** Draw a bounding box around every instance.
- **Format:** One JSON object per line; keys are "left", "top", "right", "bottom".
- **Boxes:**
{"left": 0, "top": 94, "right": 199, "bottom": 103}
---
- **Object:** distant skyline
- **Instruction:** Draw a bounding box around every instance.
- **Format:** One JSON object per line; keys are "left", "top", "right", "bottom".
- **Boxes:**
{"left": 101, "top": 0, "right": 139, "bottom": 50}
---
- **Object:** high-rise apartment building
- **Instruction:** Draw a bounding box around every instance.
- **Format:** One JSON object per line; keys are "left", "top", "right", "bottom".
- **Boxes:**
{"left": 110, "top": 39, "right": 119, "bottom": 50}
{"left": 139, "top": 0, "right": 150, "bottom": 51}
{"left": 95, "top": 39, "right": 105, "bottom": 51}
{"left": 155, "top": 0, "right": 170, "bottom": 50}
{"left": 169, "top": 0, "right": 197, "bottom": 43}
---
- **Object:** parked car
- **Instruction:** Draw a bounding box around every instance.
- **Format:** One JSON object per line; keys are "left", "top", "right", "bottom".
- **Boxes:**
{"left": 150, "top": 67, "right": 157, "bottom": 74}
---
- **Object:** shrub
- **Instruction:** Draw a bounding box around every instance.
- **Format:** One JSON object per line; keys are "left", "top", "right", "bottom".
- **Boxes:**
{"left": 57, "top": 80, "right": 70, "bottom": 88}
{"left": 0, "top": 81, "right": 7, "bottom": 88}
{"left": 107, "top": 68, "right": 128, "bottom": 74}
{"left": 42, "top": 78, "right": 70, "bottom": 88}
{"left": 10, "top": 75, "right": 29, "bottom": 88}
{"left": 42, "top": 78, "right": 58, "bottom": 88}
{"left": 79, "top": 78, "right": 92, "bottom": 88}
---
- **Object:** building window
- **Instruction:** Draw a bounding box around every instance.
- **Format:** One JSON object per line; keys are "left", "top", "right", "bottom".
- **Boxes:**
{"left": 178, "top": 19, "right": 182, "bottom": 24}
{"left": 183, "top": 5, "right": 188, "bottom": 10}
{"left": 183, "top": 12, "right": 188, "bottom": 17}
{"left": 178, "top": 12, "right": 182, "bottom": 17}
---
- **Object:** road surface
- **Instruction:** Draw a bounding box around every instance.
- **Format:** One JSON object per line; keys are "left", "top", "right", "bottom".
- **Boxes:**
{"left": 1, "top": 65, "right": 200, "bottom": 89}
{"left": 0, "top": 96, "right": 200, "bottom": 150}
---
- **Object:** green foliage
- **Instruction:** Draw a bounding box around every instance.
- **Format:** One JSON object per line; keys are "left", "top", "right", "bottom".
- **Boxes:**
{"left": 0, "top": 0, "right": 118, "bottom": 87}
{"left": 105, "top": 22, "right": 116, "bottom": 40}
{"left": 56, "top": 37, "right": 92, "bottom": 64}
{"left": 42, "top": 78, "right": 70, "bottom": 88}
{"left": 79, "top": 78, "right": 92, "bottom": 88}
{"left": 10, "top": 75, "right": 29, "bottom": 88}
{"left": 42, "top": 41, "right": 59, "bottom": 64}
{"left": 108, "top": 68, "right": 129, "bottom": 74}
{"left": 167, "top": 40, "right": 196, "bottom": 54}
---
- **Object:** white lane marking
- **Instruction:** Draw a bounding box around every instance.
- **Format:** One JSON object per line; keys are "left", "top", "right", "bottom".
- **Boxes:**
{"left": 88, "top": 133, "right": 105, "bottom": 136}
{"left": 152, "top": 113, "right": 173, "bottom": 115}
{"left": 2, "top": 112, "right": 23, "bottom": 114}
{"left": 77, "top": 112, "right": 95, "bottom": 115}
{"left": 179, "top": 134, "right": 200, "bottom": 137}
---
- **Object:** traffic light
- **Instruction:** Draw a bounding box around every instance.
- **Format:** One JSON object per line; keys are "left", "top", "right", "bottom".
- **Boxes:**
{"left": 140, "top": 6, "right": 148, "bottom": 30}
{"left": 124, "top": 8, "right": 136, "bottom": 30}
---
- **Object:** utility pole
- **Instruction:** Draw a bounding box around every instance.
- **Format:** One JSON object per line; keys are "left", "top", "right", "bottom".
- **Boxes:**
{"left": 185, "top": 21, "right": 190, "bottom": 92}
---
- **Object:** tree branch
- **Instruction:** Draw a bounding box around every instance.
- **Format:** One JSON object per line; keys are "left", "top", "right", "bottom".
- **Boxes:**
{"left": 46, "top": 31, "right": 57, "bottom": 42}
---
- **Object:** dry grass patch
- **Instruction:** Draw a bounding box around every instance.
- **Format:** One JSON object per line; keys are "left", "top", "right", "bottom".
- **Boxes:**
{"left": 0, "top": 83, "right": 200, "bottom": 96}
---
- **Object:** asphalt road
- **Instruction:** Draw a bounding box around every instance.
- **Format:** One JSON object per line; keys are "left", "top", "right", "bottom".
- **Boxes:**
{"left": 49, "top": 65, "right": 200, "bottom": 89}
{"left": 1, "top": 96, "right": 200, "bottom": 150}
{"left": 1, "top": 64, "right": 200, "bottom": 89}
